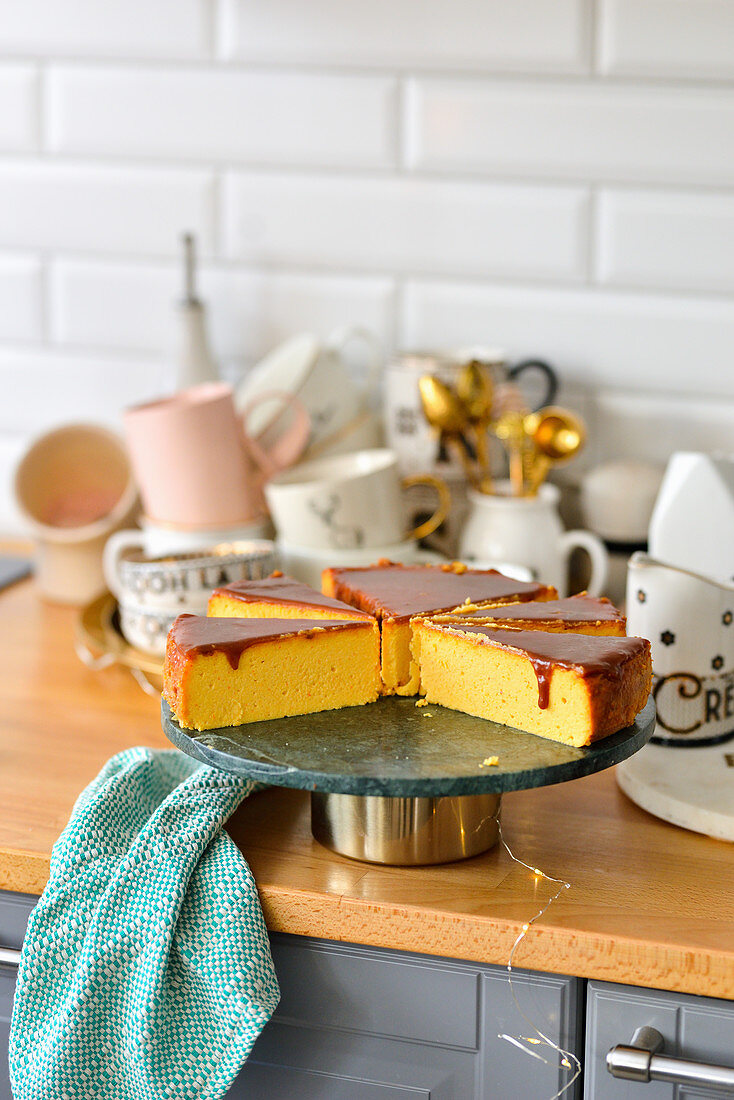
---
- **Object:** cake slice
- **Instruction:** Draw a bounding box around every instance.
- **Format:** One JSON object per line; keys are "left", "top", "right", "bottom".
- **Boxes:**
{"left": 411, "top": 621, "right": 651, "bottom": 747}
{"left": 433, "top": 594, "right": 626, "bottom": 636}
{"left": 208, "top": 571, "right": 373, "bottom": 622}
{"left": 322, "top": 560, "right": 556, "bottom": 695}
{"left": 163, "top": 615, "right": 381, "bottom": 731}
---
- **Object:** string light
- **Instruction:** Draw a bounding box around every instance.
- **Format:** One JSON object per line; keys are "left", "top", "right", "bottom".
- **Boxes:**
{"left": 451, "top": 795, "right": 581, "bottom": 1098}
{"left": 487, "top": 805, "right": 582, "bottom": 1100}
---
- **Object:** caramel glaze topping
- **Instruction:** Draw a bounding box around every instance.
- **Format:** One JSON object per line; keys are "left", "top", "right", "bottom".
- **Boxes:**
{"left": 326, "top": 561, "right": 550, "bottom": 622}
{"left": 434, "top": 624, "right": 649, "bottom": 709}
{"left": 447, "top": 595, "right": 623, "bottom": 623}
{"left": 212, "top": 573, "right": 372, "bottom": 617}
{"left": 169, "top": 614, "right": 369, "bottom": 671}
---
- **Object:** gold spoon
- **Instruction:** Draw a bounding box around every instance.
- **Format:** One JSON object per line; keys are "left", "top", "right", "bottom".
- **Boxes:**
{"left": 492, "top": 409, "right": 529, "bottom": 496}
{"left": 456, "top": 360, "right": 494, "bottom": 492}
{"left": 522, "top": 406, "right": 586, "bottom": 494}
{"left": 418, "top": 374, "right": 480, "bottom": 489}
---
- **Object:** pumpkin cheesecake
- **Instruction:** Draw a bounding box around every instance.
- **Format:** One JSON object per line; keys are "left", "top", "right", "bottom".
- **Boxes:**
{"left": 434, "top": 594, "right": 626, "bottom": 636}
{"left": 322, "top": 560, "right": 556, "bottom": 695}
{"left": 163, "top": 614, "right": 381, "bottom": 731}
{"left": 411, "top": 620, "right": 651, "bottom": 747}
{"left": 208, "top": 572, "right": 373, "bottom": 622}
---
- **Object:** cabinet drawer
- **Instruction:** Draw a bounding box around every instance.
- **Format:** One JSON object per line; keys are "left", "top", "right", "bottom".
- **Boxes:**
{"left": 232, "top": 934, "right": 582, "bottom": 1099}
{"left": 270, "top": 936, "right": 479, "bottom": 1048}
{"left": 585, "top": 980, "right": 734, "bottom": 1099}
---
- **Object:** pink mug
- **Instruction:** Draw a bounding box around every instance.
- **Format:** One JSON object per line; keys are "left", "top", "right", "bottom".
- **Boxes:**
{"left": 123, "top": 382, "right": 310, "bottom": 527}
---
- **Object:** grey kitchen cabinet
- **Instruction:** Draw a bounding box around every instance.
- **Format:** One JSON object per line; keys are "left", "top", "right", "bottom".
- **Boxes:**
{"left": 3, "top": 889, "right": 734, "bottom": 1099}
{"left": 230, "top": 934, "right": 582, "bottom": 1099}
{"left": 585, "top": 980, "right": 734, "bottom": 1099}
{"left": 1, "top": 891, "right": 580, "bottom": 1099}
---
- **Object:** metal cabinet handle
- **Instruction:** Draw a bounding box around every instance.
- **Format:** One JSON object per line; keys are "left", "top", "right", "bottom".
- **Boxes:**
{"left": 607, "top": 1026, "right": 734, "bottom": 1091}
{"left": 0, "top": 947, "right": 22, "bottom": 967}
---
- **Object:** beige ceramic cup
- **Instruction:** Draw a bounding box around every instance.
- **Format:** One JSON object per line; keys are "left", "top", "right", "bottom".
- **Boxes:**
{"left": 123, "top": 382, "right": 310, "bottom": 528}
{"left": 14, "top": 424, "right": 139, "bottom": 604}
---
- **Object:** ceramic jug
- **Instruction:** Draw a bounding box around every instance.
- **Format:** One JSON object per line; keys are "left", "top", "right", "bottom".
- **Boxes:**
{"left": 626, "top": 552, "right": 734, "bottom": 746}
{"left": 458, "top": 482, "right": 608, "bottom": 597}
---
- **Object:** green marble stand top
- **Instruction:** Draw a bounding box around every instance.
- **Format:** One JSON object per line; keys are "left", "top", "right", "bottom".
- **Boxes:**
{"left": 161, "top": 695, "right": 656, "bottom": 798}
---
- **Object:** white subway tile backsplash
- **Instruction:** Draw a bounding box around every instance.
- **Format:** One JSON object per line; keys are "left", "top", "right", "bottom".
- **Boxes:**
{"left": 223, "top": 173, "right": 588, "bottom": 280}
{"left": 0, "top": 162, "right": 214, "bottom": 257}
{"left": 0, "top": 0, "right": 210, "bottom": 60}
{"left": 50, "top": 261, "right": 173, "bottom": 353}
{"left": 219, "top": 0, "right": 588, "bottom": 72}
{"left": 202, "top": 269, "right": 395, "bottom": 364}
{"left": 402, "top": 280, "right": 734, "bottom": 398}
{"left": 0, "top": 346, "right": 172, "bottom": 435}
{"left": 0, "top": 258, "right": 42, "bottom": 343}
{"left": 48, "top": 66, "right": 396, "bottom": 169}
{"left": 0, "top": 65, "right": 38, "bottom": 151}
{"left": 597, "top": 189, "right": 734, "bottom": 293}
{"left": 406, "top": 78, "right": 734, "bottom": 186}
{"left": 50, "top": 259, "right": 395, "bottom": 362}
{"left": 599, "top": 0, "right": 734, "bottom": 80}
{"left": 589, "top": 389, "right": 734, "bottom": 470}
{"left": 3, "top": 0, "right": 734, "bottom": 532}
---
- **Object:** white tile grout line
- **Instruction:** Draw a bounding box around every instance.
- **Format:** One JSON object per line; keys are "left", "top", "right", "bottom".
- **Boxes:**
{"left": 0, "top": 151, "right": 732, "bottom": 197}
{"left": 19, "top": 252, "right": 734, "bottom": 305}
{"left": 3, "top": 55, "right": 734, "bottom": 90}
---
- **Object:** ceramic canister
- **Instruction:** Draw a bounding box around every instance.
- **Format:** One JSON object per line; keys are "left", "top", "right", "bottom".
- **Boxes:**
{"left": 626, "top": 553, "right": 734, "bottom": 746}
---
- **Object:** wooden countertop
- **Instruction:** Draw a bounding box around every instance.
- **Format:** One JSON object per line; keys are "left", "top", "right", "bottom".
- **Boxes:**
{"left": 1, "top": 574, "right": 732, "bottom": 999}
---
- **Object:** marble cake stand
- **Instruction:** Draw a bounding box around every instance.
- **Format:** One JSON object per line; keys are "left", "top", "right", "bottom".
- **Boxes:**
{"left": 162, "top": 696, "right": 656, "bottom": 866}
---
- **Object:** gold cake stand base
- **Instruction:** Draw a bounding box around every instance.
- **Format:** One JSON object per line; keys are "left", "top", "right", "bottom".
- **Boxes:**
{"left": 311, "top": 792, "right": 501, "bottom": 866}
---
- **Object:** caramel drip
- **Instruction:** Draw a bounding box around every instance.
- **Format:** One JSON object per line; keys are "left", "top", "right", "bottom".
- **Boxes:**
{"left": 170, "top": 614, "right": 366, "bottom": 671}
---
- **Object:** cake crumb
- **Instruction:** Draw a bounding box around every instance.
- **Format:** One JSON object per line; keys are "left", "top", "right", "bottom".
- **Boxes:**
{"left": 415, "top": 698, "right": 429, "bottom": 707}
{"left": 480, "top": 756, "right": 500, "bottom": 767}
{"left": 422, "top": 711, "right": 434, "bottom": 717}
{"left": 270, "top": 569, "right": 284, "bottom": 578}
{"left": 452, "top": 561, "right": 468, "bottom": 574}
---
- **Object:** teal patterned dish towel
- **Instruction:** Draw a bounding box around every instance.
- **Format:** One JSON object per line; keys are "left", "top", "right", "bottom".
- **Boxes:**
{"left": 9, "top": 747, "right": 280, "bottom": 1100}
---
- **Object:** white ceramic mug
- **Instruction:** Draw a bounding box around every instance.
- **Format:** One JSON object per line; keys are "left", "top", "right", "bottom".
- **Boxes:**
{"left": 105, "top": 516, "right": 273, "bottom": 563}
{"left": 459, "top": 482, "right": 608, "bottom": 597}
{"left": 236, "top": 327, "right": 383, "bottom": 457}
{"left": 265, "top": 448, "right": 450, "bottom": 551}
{"left": 383, "top": 350, "right": 558, "bottom": 476}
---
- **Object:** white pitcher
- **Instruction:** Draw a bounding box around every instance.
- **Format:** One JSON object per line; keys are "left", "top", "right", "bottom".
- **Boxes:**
{"left": 459, "top": 482, "right": 608, "bottom": 597}
{"left": 626, "top": 552, "right": 734, "bottom": 746}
